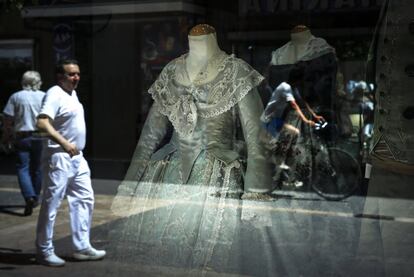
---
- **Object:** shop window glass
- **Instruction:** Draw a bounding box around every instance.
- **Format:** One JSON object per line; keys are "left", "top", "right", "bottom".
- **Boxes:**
{"left": 0, "top": 39, "right": 34, "bottom": 107}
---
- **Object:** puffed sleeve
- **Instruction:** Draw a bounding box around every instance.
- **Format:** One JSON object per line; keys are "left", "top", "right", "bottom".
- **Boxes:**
{"left": 238, "top": 88, "right": 274, "bottom": 193}
{"left": 111, "top": 102, "right": 170, "bottom": 215}
{"left": 123, "top": 102, "right": 170, "bottom": 182}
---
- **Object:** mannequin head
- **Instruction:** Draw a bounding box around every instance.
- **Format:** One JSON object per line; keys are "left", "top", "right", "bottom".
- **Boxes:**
{"left": 290, "top": 25, "right": 312, "bottom": 44}
{"left": 189, "top": 24, "right": 216, "bottom": 36}
{"left": 291, "top": 25, "right": 309, "bottom": 34}
{"left": 188, "top": 24, "right": 220, "bottom": 59}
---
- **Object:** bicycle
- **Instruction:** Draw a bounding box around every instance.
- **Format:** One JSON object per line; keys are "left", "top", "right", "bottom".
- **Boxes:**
{"left": 310, "top": 120, "right": 362, "bottom": 201}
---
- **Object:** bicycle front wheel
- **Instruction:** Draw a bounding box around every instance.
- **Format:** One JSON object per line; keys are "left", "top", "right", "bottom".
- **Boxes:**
{"left": 312, "top": 147, "right": 361, "bottom": 201}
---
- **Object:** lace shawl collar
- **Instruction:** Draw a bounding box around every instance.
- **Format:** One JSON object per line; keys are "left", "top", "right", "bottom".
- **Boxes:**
{"left": 271, "top": 36, "right": 335, "bottom": 65}
{"left": 148, "top": 52, "right": 264, "bottom": 137}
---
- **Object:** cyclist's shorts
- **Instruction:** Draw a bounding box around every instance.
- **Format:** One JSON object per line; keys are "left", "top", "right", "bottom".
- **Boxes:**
{"left": 263, "top": 117, "right": 284, "bottom": 137}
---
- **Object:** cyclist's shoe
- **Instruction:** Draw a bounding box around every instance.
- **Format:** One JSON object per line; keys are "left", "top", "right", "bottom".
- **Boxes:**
{"left": 294, "top": 181, "right": 303, "bottom": 187}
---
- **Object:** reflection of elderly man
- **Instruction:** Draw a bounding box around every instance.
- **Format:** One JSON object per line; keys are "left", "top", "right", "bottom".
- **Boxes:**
{"left": 2, "top": 71, "right": 45, "bottom": 216}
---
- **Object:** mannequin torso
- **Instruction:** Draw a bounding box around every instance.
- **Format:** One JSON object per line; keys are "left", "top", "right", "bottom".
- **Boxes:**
{"left": 270, "top": 29, "right": 314, "bottom": 65}
{"left": 270, "top": 26, "right": 334, "bottom": 66}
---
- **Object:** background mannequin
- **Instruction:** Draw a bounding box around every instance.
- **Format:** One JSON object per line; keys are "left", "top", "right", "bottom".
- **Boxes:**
{"left": 270, "top": 25, "right": 334, "bottom": 66}
{"left": 270, "top": 25, "right": 315, "bottom": 65}
{"left": 268, "top": 25, "right": 337, "bottom": 123}
{"left": 264, "top": 25, "right": 339, "bottom": 191}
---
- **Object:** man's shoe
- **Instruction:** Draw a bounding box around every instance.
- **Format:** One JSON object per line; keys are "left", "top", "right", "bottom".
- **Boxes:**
{"left": 73, "top": 247, "right": 106, "bottom": 261}
{"left": 24, "top": 197, "right": 36, "bottom": 216}
{"left": 32, "top": 196, "right": 40, "bottom": 208}
{"left": 36, "top": 252, "right": 65, "bottom": 267}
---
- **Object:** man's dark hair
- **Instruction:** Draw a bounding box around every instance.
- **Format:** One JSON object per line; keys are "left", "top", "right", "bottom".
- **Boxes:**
{"left": 288, "top": 62, "right": 306, "bottom": 84}
{"left": 55, "top": 59, "right": 79, "bottom": 75}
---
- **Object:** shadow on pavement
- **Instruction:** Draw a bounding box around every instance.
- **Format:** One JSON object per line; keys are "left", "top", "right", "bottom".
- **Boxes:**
{"left": 0, "top": 248, "right": 36, "bottom": 266}
{"left": 0, "top": 205, "right": 25, "bottom": 216}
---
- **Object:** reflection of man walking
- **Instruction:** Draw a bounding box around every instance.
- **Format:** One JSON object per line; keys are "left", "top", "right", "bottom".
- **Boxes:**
{"left": 2, "top": 71, "right": 45, "bottom": 216}
{"left": 35, "top": 59, "right": 105, "bottom": 267}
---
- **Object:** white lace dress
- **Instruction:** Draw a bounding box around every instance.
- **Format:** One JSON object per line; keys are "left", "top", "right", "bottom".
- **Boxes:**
{"left": 110, "top": 51, "right": 273, "bottom": 275}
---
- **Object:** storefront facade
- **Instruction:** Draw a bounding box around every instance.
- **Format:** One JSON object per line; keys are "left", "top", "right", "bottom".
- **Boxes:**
{"left": 1, "top": 0, "right": 382, "bottom": 179}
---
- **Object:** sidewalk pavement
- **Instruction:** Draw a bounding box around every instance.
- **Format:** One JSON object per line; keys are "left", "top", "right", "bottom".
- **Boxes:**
{"left": 0, "top": 175, "right": 124, "bottom": 277}
{"left": 0, "top": 174, "right": 413, "bottom": 277}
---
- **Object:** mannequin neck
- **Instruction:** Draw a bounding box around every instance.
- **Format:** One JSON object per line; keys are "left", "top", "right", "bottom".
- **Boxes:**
{"left": 187, "top": 33, "right": 221, "bottom": 64}
{"left": 184, "top": 33, "right": 222, "bottom": 84}
{"left": 290, "top": 29, "right": 312, "bottom": 45}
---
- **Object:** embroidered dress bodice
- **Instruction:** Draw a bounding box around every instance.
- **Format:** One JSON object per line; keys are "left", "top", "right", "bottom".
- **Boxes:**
{"left": 149, "top": 51, "right": 263, "bottom": 137}
{"left": 124, "top": 50, "right": 273, "bottom": 192}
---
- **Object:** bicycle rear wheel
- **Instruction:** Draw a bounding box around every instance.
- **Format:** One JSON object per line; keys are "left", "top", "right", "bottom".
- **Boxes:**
{"left": 312, "top": 147, "right": 361, "bottom": 201}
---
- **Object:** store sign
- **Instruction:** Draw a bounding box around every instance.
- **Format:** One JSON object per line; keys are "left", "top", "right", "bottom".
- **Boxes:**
{"left": 53, "top": 22, "right": 73, "bottom": 62}
{"left": 239, "top": 0, "right": 382, "bottom": 15}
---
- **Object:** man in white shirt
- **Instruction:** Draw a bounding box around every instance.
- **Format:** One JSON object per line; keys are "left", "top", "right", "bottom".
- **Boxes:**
{"left": 35, "top": 59, "right": 105, "bottom": 267}
{"left": 2, "top": 71, "right": 45, "bottom": 216}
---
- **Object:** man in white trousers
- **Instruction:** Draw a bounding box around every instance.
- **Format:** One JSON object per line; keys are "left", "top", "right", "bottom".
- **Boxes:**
{"left": 35, "top": 59, "right": 105, "bottom": 267}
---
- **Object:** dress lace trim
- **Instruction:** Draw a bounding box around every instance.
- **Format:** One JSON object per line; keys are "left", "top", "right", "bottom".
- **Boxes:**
{"left": 148, "top": 52, "right": 264, "bottom": 137}
{"left": 271, "top": 36, "right": 336, "bottom": 65}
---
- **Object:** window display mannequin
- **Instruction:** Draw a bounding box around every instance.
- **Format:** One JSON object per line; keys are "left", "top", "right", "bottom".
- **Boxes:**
{"left": 110, "top": 24, "right": 273, "bottom": 274}
{"left": 112, "top": 23, "right": 271, "bottom": 193}
{"left": 268, "top": 25, "right": 337, "bottom": 115}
